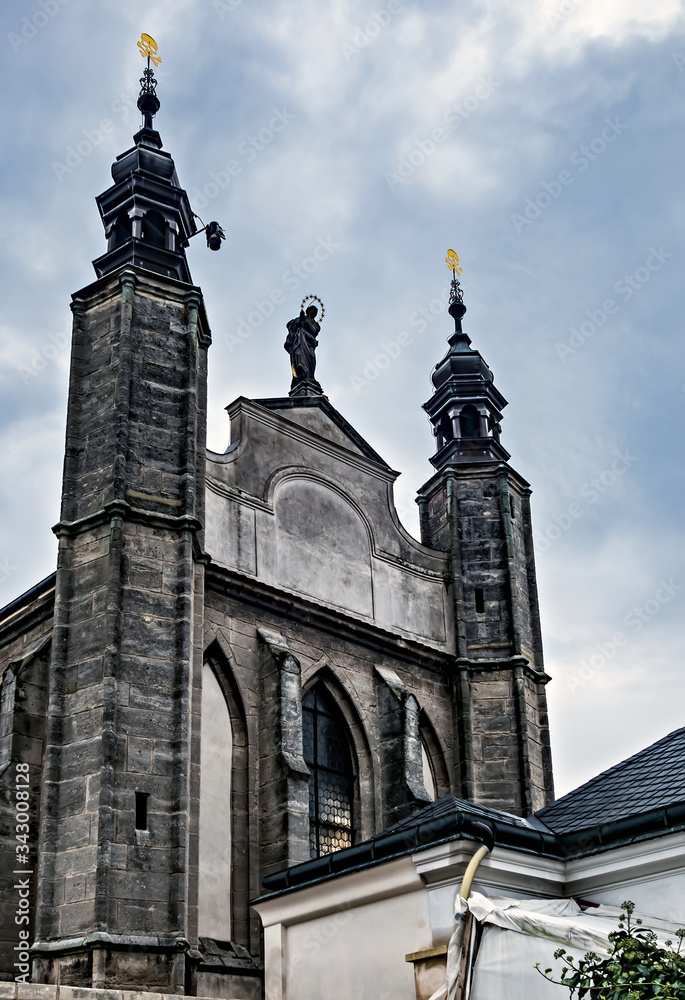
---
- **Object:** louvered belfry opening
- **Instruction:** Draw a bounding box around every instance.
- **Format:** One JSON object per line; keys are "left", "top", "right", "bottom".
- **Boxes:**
{"left": 302, "top": 685, "right": 354, "bottom": 858}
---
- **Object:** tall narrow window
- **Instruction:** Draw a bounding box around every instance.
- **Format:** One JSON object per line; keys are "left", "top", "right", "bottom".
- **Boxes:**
{"left": 302, "top": 686, "right": 354, "bottom": 858}
{"left": 198, "top": 663, "right": 232, "bottom": 940}
{"left": 475, "top": 587, "right": 485, "bottom": 614}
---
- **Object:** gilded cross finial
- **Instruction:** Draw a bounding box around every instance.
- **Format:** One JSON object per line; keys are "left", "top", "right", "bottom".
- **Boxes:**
{"left": 446, "top": 249, "right": 464, "bottom": 305}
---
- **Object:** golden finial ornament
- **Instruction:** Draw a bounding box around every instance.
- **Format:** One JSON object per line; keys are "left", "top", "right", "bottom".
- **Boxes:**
{"left": 136, "top": 33, "right": 162, "bottom": 130}
{"left": 446, "top": 249, "right": 464, "bottom": 305}
{"left": 445, "top": 249, "right": 462, "bottom": 275}
{"left": 138, "top": 33, "right": 162, "bottom": 67}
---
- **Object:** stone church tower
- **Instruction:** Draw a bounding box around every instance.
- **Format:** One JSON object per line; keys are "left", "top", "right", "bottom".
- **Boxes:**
{"left": 0, "top": 65, "right": 553, "bottom": 999}
{"left": 417, "top": 292, "right": 552, "bottom": 815}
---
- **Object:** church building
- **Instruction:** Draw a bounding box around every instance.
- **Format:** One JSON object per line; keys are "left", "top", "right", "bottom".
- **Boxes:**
{"left": 10, "top": 49, "right": 682, "bottom": 1000}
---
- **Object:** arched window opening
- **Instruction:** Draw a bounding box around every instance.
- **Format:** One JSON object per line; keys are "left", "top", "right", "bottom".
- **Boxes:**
{"left": 460, "top": 404, "right": 480, "bottom": 439}
{"left": 421, "top": 740, "right": 437, "bottom": 801}
{"left": 437, "top": 416, "right": 452, "bottom": 450}
{"left": 113, "top": 212, "right": 131, "bottom": 247}
{"left": 198, "top": 663, "right": 232, "bottom": 940}
{"left": 142, "top": 210, "right": 166, "bottom": 247}
{"left": 302, "top": 685, "right": 354, "bottom": 858}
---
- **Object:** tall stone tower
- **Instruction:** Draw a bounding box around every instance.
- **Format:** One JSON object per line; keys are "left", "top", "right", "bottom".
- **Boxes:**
{"left": 417, "top": 291, "right": 554, "bottom": 815}
{"left": 32, "top": 68, "right": 210, "bottom": 991}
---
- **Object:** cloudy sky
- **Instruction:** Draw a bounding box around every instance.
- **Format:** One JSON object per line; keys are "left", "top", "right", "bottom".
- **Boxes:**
{"left": 0, "top": 0, "right": 683, "bottom": 798}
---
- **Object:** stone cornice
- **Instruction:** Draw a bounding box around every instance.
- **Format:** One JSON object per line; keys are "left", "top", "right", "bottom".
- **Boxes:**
{"left": 205, "top": 564, "right": 452, "bottom": 670}
{"left": 454, "top": 655, "right": 552, "bottom": 685}
{"left": 70, "top": 264, "right": 211, "bottom": 347}
{"left": 52, "top": 499, "right": 203, "bottom": 539}
{"left": 418, "top": 460, "right": 533, "bottom": 499}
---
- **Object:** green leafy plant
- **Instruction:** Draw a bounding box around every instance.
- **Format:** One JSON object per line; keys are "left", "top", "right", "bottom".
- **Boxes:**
{"left": 536, "top": 901, "right": 685, "bottom": 999}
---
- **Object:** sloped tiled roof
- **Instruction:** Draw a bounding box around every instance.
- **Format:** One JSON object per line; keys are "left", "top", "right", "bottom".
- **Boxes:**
{"left": 537, "top": 726, "right": 685, "bottom": 834}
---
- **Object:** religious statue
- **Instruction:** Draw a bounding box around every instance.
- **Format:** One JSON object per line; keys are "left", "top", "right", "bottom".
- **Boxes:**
{"left": 284, "top": 296, "right": 324, "bottom": 394}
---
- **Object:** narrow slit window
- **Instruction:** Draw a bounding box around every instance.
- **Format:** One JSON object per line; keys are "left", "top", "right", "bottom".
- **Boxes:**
{"left": 135, "top": 792, "right": 149, "bottom": 831}
{"left": 475, "top": 588, "right": 485, "bottom": 614}
{"left": 510, "top": 495, "right": 516, "bottom": 518}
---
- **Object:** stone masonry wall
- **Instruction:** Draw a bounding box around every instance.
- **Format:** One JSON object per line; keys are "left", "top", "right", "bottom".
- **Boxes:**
{"left": 201, "top": 574, "right": 455, "bottom": 958}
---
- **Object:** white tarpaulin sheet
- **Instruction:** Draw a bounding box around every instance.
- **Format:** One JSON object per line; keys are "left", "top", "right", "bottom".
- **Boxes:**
{"left": 433, "top": 893, "right": 684, "bottom": 1000}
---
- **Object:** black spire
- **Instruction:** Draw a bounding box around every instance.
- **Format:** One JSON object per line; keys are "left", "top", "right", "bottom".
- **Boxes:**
{"left": 91, "top": 34, "right": 197, "bottom": 284}
{"left": 423, "top": 273, "right": 510, "bottom": 469}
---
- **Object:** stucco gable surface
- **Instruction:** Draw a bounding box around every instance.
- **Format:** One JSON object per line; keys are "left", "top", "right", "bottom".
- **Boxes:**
{"left": 254, "top": 395, "right": 387, "bottom": 463}
{"left": 205, "top": 397, "right": 452, "bottom": 649}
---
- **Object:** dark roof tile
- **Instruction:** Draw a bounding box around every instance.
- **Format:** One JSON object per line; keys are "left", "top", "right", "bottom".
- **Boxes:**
{"left": 537, "top": 726, "right": 685, "bottom": 834}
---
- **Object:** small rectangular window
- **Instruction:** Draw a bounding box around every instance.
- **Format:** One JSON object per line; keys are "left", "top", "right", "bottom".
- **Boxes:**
{"left": 510, "top": 495, "right": 516, "bottom": 518}
{"left": 135, "top": 792, "right": 149, "bottom": 831}
{"left": 475, "top": 588, "right": 485, "bottom": 614}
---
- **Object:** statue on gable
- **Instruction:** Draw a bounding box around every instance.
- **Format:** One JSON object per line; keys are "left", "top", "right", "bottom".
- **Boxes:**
{"left": 284, "top": 296, "right": 325, "bottom": 396}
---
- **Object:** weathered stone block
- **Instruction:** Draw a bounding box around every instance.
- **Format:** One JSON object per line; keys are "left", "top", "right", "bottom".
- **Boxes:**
{"left": 126, "top": 737, "right": 153, "bottom": 774}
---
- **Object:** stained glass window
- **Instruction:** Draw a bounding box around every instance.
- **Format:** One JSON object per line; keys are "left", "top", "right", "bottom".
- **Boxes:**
{"left": 302, "top": 686, "right": 354, "bottom": 858}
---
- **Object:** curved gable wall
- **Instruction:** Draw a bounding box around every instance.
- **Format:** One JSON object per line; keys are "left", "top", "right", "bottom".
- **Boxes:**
{"left": 205, "top": 398, "right": 452, "bottom": 650}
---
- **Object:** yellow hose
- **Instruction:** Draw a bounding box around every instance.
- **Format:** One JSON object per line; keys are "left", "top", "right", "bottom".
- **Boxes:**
{"left": 458, "top": 843, "right": 491, "bottom": 900}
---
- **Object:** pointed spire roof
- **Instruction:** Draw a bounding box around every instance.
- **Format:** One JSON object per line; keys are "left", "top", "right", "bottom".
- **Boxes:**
{"left": 423, "top": 288, "right": 510, "bottom": 469}
{"left": 92, "top": 38, "right": 197, "bottom": 283}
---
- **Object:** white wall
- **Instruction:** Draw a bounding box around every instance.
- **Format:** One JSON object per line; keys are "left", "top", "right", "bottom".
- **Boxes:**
{"left": 566, "top": 829, "right": 685, "bottom": 924}
{"left": 578, "top": 871, "right": 685, "bottom": 924}
{"left": 256, "top": 832, "right": 685, "bottom": 1000}
{"left": 283, "top": 894, "right": 425, "bottom": 1000}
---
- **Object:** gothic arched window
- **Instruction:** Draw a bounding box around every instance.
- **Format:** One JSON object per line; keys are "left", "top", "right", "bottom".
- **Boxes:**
{"left": 302, "top": 685, "right": 354, "bottom": 858}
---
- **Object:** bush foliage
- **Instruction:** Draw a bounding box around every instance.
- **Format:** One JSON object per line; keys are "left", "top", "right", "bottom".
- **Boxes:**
{"left": 536, "top": 901, "right": 685, "bottom": 1000}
